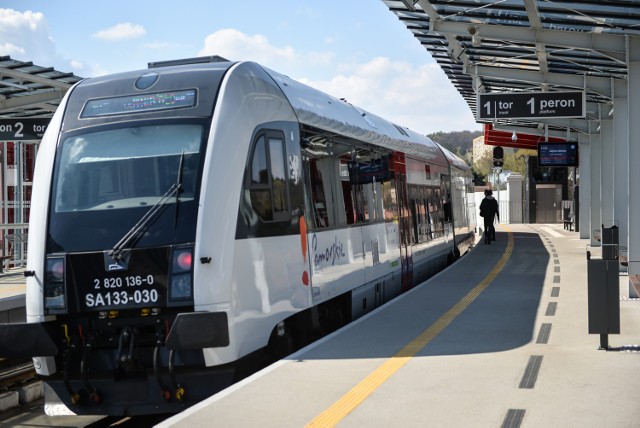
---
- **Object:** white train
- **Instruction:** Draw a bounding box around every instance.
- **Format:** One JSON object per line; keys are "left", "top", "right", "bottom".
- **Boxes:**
{"left": 0, "top": 57, "right": 475, "bottom": 415}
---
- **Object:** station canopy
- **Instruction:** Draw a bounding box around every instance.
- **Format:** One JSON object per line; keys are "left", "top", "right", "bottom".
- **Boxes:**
{"left": 0, "top": 56, "right": 82, "bottom": 119}
{"left": 382, "top": 0, "right": 639, "bottom": 148}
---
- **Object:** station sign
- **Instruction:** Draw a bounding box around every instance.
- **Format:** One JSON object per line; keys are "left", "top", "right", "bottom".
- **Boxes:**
{"left": 0, "top": 118, "right": 51, "bottom": 141}
{"left": 477, "top": 91, "right": 585, "bottom": 120}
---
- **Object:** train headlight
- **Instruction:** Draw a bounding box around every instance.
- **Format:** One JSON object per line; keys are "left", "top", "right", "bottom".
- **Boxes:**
{"left": 168, "top": 246, "right": 194, "bottom": 304}
{"left": 44, "top": 256, "right": 67, "bottom": 312}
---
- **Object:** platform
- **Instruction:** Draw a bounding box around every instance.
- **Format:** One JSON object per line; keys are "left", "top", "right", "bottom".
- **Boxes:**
{"left": 0, "top": 268, "right": 26, "bottom": 323}
{"left": 158, "top": 224, "right": 640, "bottom": 428}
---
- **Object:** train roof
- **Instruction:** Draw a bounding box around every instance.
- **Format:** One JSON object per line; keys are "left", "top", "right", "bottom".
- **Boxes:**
{"left": 436, "top": 143, "right": 470, "bottom": 172}
{"left": 67, "top": 57, "right": 470, "bottom": 172}
{"left": 258, "top": 63, "right": 452, "bottom": 168}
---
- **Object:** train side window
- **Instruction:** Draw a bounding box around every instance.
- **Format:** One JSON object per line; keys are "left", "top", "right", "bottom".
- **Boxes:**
{"left": 251, "top": 136, "right": 269, "bottom": 185}
{"left": 269, "top": 136, "right": 287, "bottom": 215}
{"left": 347, "top": 149, "right": 387, "bottom": 224}
{"left": 247, "top": 130, "right": 290, "bottom": 222}
{"left": 302, "top": 140, "right": 349, "bottom": 229}
{"left": 382, "top": 180, "right": 397, "bottom": 221}
{"left": 249, "top": 135, "right": 272, "bottom": 221}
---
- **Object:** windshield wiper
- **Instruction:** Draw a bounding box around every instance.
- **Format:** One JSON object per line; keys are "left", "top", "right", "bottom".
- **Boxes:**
{"left": 174, "top": 150, "right": 185, "bottom": 229}
{"left": 110, "top": 152, "right": 185, "bottom": 260}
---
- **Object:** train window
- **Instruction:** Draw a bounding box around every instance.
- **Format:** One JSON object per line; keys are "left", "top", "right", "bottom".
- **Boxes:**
{"left": 441, "top": 175, "right": 452, "bottom": 223}
{"left": 249, "top": 136, "right": 272, "bottom": 221}
{"left": 53, "top": 124, "right": 202, "bottom": 213}
{"left": 310, "top": 157, "right": 348, "bottom": 227}
{"left": 410, "top": 199, "right": 419, "bottom": 243}
{"left": 423, "top": 188, "right": 433, "bottom": 240}
{"left": 247, "top": 130, "right": 290, "bottom": 222}
{"left": 251, "top": 136, "right": 269, "bottom": 185}
{"left": 382, "top": 181, "right": 397, "bottom": 221}
{"left": 348, "top": 151, "right": 388, "bottom": 224}
{"left": 430, "top": 189, "right": 444, "bottom": 238}
{"left": 269, "top": 137, "right": 287, "bottom": 214}
{"left": 302, "top": 140, "right": 351, "bottom": 229}
{"left": 301, "top": 131, "right": 392, "bottom": 230}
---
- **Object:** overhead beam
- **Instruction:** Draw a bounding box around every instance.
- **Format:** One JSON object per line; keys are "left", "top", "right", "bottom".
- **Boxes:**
{"left": 522, "top": 0, "right": 549, "bottom": 74}
{"left": 414, "top": 1, "right": 486, "bottom": 94}
{"left": 428, "top": 20, "right": 626, "bottom": 64}
{"left": 399, "top": 0, "right": 416, "bottom": 11}
{"left": 0, "top": 68, "right": 74, "bottom": 91}
{"left": 0, "top": 90, "right": 63, "bottom": 113}
{"left": 492, "top": 123, "right": 582, "bottom": 139}
{"left": 473, "top": 65, "right": 612, "bottom": 95}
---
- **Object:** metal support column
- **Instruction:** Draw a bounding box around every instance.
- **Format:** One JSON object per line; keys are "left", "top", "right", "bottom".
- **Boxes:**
{"left": 600, "top": 118, "right": 615, "bottom": 230}
{"left": 589, "top": 127, "right": 602, "bottom": 246}
{"left": 629, "top": 36, "right": 640, "bottom": 296}
{"left": 578, "top": 133, "right": 591, "bottom": 240}
{"left": 613, "top": 79, "right": 629, "bottom": 264}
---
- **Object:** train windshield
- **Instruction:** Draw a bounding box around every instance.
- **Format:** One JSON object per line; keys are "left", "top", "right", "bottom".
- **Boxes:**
{"left": 47, "top": 123, "right": 204, "bottom": 253}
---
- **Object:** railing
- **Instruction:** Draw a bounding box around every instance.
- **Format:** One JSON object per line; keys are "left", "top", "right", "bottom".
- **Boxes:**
{"left": 0, "top": 223, "right": 28, "bottom": 272}
{"left": 497, "top": 200, "right": 523, "bottom": 224}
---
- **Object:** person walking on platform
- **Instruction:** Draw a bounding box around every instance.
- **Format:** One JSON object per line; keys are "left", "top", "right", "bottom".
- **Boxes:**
{"left": 479, "top": 188, "right": 499, "bottom": 244}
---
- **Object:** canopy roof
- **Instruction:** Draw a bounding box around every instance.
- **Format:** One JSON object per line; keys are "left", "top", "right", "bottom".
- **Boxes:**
{"left": 0, "top": 55, "right": 82, "bottom": 119}
{"left": 382, "top": 0, "right": 638, "bottom": 140}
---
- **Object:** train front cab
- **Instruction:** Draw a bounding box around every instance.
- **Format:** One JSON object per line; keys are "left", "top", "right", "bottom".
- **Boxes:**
{"left": 24, "top": 61, "right": 306, "bottom": 415}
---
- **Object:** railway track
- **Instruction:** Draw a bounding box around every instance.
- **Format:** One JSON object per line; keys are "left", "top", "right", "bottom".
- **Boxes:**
{"left": 0, "top": 357, "right": 36, "bottom": 390}
{"left": 0, "top": 358, "right": 172, "bottom": 426}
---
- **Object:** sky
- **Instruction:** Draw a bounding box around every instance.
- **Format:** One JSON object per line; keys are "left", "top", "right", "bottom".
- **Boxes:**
{"left": 0, "top": 1, "right": 481, "bottom": 135}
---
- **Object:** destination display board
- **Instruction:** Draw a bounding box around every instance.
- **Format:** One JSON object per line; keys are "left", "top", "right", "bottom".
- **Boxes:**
{"left": 478, "top": 91, "right": 585, "bottom": 120}
{"left": 81, "top": 89, "right": 197, "bottom": 118}
{"left": 538, "top": 142, "right": 579, "bottom": 167}
{"left": 0, "top": 118, "right": 51, "bottom": 140}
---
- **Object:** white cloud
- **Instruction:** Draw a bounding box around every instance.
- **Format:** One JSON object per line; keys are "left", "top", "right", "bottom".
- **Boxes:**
{"left": 197, "top": 29, "right": 333, "bottom": 71}
{"left": 198, "top": 29, "right": 294, "bottom": 64}
{"left": 304, "top": 58, "right": 478, "bottom": 134}
{"left": 92, "top": 23, "right": 146, "bottom": 42}
{"left": 0, "top": 42, "right": 25, "bottom": 57}
{"left": 0, "top": 8, "right": 56, "bottom": 65}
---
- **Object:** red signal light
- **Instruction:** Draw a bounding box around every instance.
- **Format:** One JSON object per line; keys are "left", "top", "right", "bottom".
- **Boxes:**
{"left": 176, "top": 251, "right": 193, "bottom": 271}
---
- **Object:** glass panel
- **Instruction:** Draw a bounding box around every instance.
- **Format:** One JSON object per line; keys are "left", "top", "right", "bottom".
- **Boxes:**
{"left": 48, "top": 124, "right": 203, "bottom": 252}
{"left": 250, "top": 189, "right": 273, "bottom": 221}
{"left": 269, "top": 137, "right": 287, "bottom": 213}
{"left": 251, "top": 136, "right": 268, "bottom": 184}
{"left": 54, "top": 124, "right": 202, "bottom": 213}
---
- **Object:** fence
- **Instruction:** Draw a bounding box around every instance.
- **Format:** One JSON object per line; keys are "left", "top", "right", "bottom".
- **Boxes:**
{"left": 1, "top": 223, "right": 28, "bottom": 272}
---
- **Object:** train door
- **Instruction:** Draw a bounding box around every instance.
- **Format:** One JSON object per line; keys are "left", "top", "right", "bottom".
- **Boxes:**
{"left": 392, "top": 152, "right": 413, "bottom": 290}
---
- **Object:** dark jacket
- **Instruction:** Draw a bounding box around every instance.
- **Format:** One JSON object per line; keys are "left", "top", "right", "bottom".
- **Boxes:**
{"left": 480, "top": 196, "right": 499, "bottom": 220}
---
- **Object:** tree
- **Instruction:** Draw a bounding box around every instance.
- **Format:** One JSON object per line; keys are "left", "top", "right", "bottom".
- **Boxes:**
{"left": 503, "top": 149, "right": 536, "bottom": 176}
{"left": 428, "top": 130, "right": 482, "bottom": 162}
{"left": 473, "top": 151, "right": 493, "bottom": 181}
{"left": 473, "top": 148, "right": 535, "bottom": 183}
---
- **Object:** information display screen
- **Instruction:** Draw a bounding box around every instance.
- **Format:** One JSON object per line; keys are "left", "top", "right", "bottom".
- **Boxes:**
{"left": 538, "top": 142, "right": 579, "bottom": 167}
{"left": 81, "top": 89, "right": 197, "bottom": 118}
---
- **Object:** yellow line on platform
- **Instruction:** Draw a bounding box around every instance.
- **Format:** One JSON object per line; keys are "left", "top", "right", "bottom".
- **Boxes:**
{"left": 306, "top": 226, "right": 514, "bottom": 428}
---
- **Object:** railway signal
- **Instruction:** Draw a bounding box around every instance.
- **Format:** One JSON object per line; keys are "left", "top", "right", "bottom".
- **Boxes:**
{"left": 493, "top": 146, "right": 504, "bottom": 167}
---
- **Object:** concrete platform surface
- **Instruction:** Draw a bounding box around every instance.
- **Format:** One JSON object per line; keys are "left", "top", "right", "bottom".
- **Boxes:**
{"left": 158, "top": 224, "right": 640, "bottom": 428}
